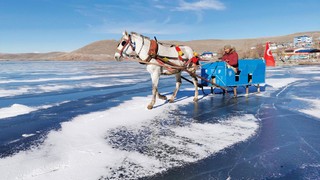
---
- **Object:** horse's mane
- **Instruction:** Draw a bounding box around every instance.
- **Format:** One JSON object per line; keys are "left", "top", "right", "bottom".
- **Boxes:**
{"left": 131, "top": 31, "right": 184, "bottom": 48}
{"left": 131, "top": 32, "right": 150, "bottom": 40}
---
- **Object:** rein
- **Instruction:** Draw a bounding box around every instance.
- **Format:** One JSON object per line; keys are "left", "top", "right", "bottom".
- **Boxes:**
{"left": 123, "top": 56, "right": 186, "bottom": 71}
{"left": 123, "top": 57, "right": 227, "bottom": 91}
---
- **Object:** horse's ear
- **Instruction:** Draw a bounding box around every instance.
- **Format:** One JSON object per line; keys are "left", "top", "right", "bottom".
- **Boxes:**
{"left": 123, "top": 31, "right": 128, "bottom": 36}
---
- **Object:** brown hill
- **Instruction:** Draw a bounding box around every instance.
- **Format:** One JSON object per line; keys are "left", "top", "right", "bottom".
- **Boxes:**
{"left": 1, "top": 31, "right": 319, "bottom": 61}
{"left": 54, "top": 31, "right": 320, "bottom": 60}
{"left": 53, "top": 40, "right": 118, "bottom": 60}
{"left": 73, "top": 40, "right": 118, "bottom": 54}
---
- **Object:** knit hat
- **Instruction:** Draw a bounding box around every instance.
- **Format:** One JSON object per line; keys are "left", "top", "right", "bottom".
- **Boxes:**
{"left": 224, "top": 45, "right": 232, "bottom": 49}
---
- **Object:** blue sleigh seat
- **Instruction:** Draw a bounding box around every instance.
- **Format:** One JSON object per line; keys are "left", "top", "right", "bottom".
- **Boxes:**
{"left": 200, "top": 59, "right": 266, "bottom": 87}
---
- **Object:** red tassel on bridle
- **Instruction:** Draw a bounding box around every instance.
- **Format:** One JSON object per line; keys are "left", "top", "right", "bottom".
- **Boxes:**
{"left": 175, "top": 45, "right": 184, "bottom": 60}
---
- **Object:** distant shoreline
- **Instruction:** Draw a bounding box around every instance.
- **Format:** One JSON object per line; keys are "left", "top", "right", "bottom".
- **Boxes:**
{"left": 1, "top": 31, "right": 319, "bottom": 62}
{"left": 276, "top": 59, "right": 320, "bottom": 66}
{"left": 1, "top": 58, "right": 320, "bottom": 67}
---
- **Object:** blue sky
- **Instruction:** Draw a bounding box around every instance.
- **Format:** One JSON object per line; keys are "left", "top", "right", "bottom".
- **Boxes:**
{"left": 1, "top": 0, "right": 319, "bottom": 53}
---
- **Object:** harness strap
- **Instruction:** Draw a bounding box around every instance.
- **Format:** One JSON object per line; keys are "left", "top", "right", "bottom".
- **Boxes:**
{"left": 157, "top": 55, "right": 179, "bottom": 60}
{"left": 184, "top": 57, "right": 194, "bottom": 67}
{"left": 144, "top": 40, "right": 159, "bottom": 62}
{"left": 148, "top": 40, "right": 158, "bottom": 58}
{"left": 155, "top": 58, "right": 176, "bottom": 72}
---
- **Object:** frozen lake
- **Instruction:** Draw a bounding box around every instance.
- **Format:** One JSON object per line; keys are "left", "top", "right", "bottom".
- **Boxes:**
{"left": 0, "top": 60, "right": 320, "bottom": 179}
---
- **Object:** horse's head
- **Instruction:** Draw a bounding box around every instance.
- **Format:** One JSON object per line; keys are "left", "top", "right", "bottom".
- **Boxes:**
{"left": 114, "top": 31, "right": 135, "bottom": 61}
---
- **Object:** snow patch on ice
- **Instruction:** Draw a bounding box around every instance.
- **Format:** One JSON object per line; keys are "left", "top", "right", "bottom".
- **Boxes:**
{"left": 171, "top": 114, "right": 258, "bottom": 158}
{"left": 292, "top": 97, "right": 320, "bottom": 119}
{"left": 0, "top": 104, "right": 36, "bottom": 119}
{"left": 0, "top": 95, "right": 259, "bottom": 180}
{"left": 0, "top": 75, "right": 112, "bottom": 84}
{"left": 313, "top": 77, "right": 320, "bottom": 80}
{"left": 0, "top": 87, "right": 31, "bottom": 97}
{"left": 22, "top": 134, "right": 36, "bottom": 138}
{"left": 293, "top": 66, "right": 320, "bottom": 75}
{"left": 266, "top": 78, "right": 303, "bottom": 89}
{"left": 0, "top": 101, "right": 69, "bottom": 119}
{"left": 0, "top": 80, "right": 145, "bottom": 97}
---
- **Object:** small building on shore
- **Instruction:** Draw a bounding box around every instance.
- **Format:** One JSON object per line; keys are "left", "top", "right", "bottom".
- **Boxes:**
{"left": 294, "top": 35, "right": 313, "bottom": 48}
{"left": 200, "top": 51, "right": 217, "bottom": 59}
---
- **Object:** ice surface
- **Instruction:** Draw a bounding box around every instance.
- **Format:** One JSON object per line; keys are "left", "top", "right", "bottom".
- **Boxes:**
{"left": 0, "top": 62, "right": 319, "bottom": 179}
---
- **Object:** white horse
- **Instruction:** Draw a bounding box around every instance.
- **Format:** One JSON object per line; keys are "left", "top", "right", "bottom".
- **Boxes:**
{"left": 114, "top": 31, "right": 198, "bottom": 109}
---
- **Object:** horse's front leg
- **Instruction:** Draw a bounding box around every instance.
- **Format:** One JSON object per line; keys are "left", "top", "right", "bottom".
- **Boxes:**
{"left": 147, "top": 66, "right": 161, "bottom": 109}
{"left": 169, "top": 73, "right": 182, "bottom": 103}
{"left": 147, "top": 83, "right": 157, "bottom": 109}
{"left": 192, "top": 75, "right": 199, "bottom": 102}
{"left": 148, "top": 82, "right": 167, "bottom": 109}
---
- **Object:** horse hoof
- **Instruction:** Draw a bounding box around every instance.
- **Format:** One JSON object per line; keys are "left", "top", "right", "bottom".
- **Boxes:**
{"left": 147, "top": 105, "right": 153, "bottom": 109}
{"left": 169, "top": 99, "right": 174, "bottom": 103}
{"left": 193, "top": 98, "right": 198, "bottom": 102}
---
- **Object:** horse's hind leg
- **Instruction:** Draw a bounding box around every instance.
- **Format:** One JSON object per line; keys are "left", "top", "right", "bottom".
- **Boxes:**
{"left": 157, "top": 92, "right": 167, "bottom": 100}
{"left": 169, "top": 73, "right": 182, "bottom": 103}
{"left": 147, "top": 84, "right": 157, "bottom": 109}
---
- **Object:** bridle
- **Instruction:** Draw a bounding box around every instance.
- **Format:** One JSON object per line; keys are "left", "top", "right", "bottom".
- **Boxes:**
{"left": 117, "top": 33, "right": 148, "bottom": 60}
{"left": 117, "top": 34, "right": 136, "bottom": 58}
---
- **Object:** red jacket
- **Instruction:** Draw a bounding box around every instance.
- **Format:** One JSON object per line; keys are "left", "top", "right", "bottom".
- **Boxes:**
{"left": 190, "top": 56, "right": 200, "bottom": 65}
{"left": 221, "top": 50, "right": 238, "bottom": 68}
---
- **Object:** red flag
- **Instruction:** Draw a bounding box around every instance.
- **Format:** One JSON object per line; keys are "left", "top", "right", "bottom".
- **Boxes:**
{"left": 264, "top": 42, "right": 275, "bottom": 66}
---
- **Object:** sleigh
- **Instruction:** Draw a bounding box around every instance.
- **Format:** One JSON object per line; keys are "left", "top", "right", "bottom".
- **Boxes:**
{"left": 199, "top": 59, "right": 266, "bottom": 96}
